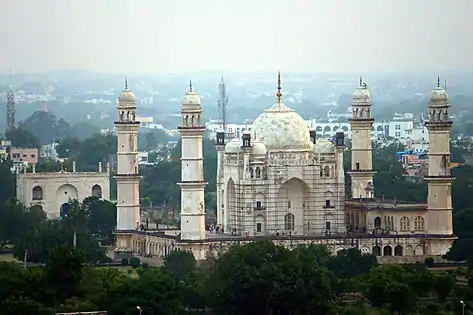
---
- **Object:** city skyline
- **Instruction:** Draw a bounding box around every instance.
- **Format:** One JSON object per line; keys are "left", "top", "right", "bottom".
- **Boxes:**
{"left": 0, "top": 0, "right": 472, "bottom": 74}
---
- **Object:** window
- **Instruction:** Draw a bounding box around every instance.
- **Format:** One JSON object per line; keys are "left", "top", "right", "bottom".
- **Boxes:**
{"left": 374, "top": 216, "right": 381, "bottom": 229}
{"left": 284, "top": 213, "right": 295, "bottom": 231}
{"left": 356, "top": 162, "right": 360, "bottom": 170}
{"left": 325, "top": 200, "right": 331, "bottom": 207}
{"left": 256, "top": 223, "right": 262, "bottom": 232}
{"left": 324, "top": 166, "right": 330, "bottom": 177}
{"left": 255, "top": 167, "right": 261, "bottom": 178}
{"left": 256, "top": 201, "right": 262, "bottom": 209}
{"left": 287, "top": 200, "right": 291, "bottom": 209}
{"left": 395, "top": 132, "right": 401, "bottom": 137}
{"left": 395, "top": 125, "right": 400, "bottom": 130}
{"left": 414, "top": 216, "right": 425, "bottom": 231}
{"left": 325, "top": 221, "right": 331, "bottom": 230}
{"left": 32, "top": 186, "right": 43, "bottom": 200}
{"left": 400, "top": 216, "right": 410, "bottom": 231}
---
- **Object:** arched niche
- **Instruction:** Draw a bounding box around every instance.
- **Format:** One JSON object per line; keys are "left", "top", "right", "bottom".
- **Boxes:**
{"left": 32, "top": 186, "right": 43, "bottom": 200}
{"left": 91, "top": 184, "right": 102, "bottom": 198}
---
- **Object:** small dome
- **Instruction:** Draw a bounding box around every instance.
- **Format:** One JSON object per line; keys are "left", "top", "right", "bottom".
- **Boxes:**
{"left": 182, "top": 90, "right": 201, "bottom": 106}
{"left": 353, "top": 86, "right": 371, "bottom": 102}
{"left": 429, "top": 86, "right": 448, "bottom": 104}
{"left": 252, "top": 140, "right": 267, "bottom": 156}
{"left": 314, "top": 139, "right": 335, "bottom": 154}
{"left": 182, "top": 82, "right": 201, "bottom": 106}
{"left": 119, "top": 89, "right": 136, "bottom": 102}
{"left": 225, "top": 138, "right": 242, "bottom": 153}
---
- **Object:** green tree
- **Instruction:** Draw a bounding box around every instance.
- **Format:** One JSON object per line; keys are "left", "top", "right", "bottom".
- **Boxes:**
{"left": 163, "top": 250, "right": 197, "bottom": 281}
{"left": 69, "top": 121, "right": 101, "bottom": 140}
{"left": 55, "top": 137, "right": 81, "bottom": 159}
{"left": 0, "top": 161, "right": 15, "bottom": 203}
{"left": 293, "top": 243, "right": 332, "bottom": 268}
{"left": 328, "top": 248, "right": 377, "bottom": 278}
{"left": 208, "top": 241, "right": 336, "bottom": 315}
{"left": 5, "top": 127, "right": 40, "bottom": 148}
{"left": 76, "top": 134, "right": 117, "bottom": 170}
{"left": 19, "top": 111, "right": 71, "bottom": 144}
{"left": 365, "top": 265, "right": 417, "bottom": 314}
{"left": 82, "top": 196, "right": 117, "bottom": 245}
{"left": 139, "top": 129, "right": 169, "bottom": 151}
{"left": 0, "top": 201, "right": 46, "bottom": 249}
{"left": 45, "top": 245, "right": 86, "bottom": 302}
{"left": 107, "top": 268, "right": 185, "bottom": 315}
{"left": 13, "top": 219, "right": 106, "bottom": 264}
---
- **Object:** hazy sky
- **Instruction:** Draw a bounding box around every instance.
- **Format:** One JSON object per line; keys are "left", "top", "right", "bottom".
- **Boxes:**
{"left": 0, "top": 0, "right": 472, "bottom": 74}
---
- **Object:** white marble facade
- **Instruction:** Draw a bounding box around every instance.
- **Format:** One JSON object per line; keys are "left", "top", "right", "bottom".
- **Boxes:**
{"left": 216, "top": 73, "right": 346, "bottom": 236}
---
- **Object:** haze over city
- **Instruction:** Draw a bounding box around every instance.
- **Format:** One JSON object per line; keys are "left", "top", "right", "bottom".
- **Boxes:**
{"left": 1, "top": 0, "right": 473, "bottom": 73}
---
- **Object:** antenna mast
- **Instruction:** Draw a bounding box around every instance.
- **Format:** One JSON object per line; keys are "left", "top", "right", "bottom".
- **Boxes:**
{"left": 217, "top": 76, "right": 228, "bottom": 132}
{"left": 6, "top": 69, "right": 15, "bottom": 131}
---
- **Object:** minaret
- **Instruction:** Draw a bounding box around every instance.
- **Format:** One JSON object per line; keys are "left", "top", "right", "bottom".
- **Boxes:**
{"left": 114, "top": 79, "right": 141, "bottom": 255}
{"left": 348, "top": 77, "right": 375, "bottom": 199}
{"left": 424, "top": 76, "right": 453, "bottom": 235}
{"left": 178, "top": 81, "right": 207, "bottom": 240}
{"left": 215, "top": 129, "right": 226, "bottom": 227}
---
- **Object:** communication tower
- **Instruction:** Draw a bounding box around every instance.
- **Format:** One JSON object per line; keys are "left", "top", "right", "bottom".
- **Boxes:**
{"left": 6, "top": 88, "right": 15, "bottom": 130}
{"left": 217, "top": 76, "right": 228, "bottom": 133}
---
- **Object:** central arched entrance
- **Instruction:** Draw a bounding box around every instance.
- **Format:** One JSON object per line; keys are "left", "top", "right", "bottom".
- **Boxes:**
{"left": 277, "top": 177, "right": 310, "bottom": 234}
{"left": 60, "top": 203, "right": 71, "bottom": 219}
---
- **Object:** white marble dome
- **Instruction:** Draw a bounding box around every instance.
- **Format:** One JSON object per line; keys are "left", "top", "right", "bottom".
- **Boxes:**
{"left": 252, "top": 102, "right": 311, "bottom": 150}
{"left": 119, "top": 89, "right": 136, "bottom": 102}
{"left": 429, "top": 86, "right": 448, "bottom": 105}
{"left": 314, "top": 139, "right": 335, "bottom": 154}
{"left": 225, "top": 138, "right": 242, "bottom": 153}
{"left": 252, "top": 140, "right": 267, "bottom": 156}
{"left": 353, "top": 86, "right": 371, "bottom": 102}
{"left": 182, "top": 91, "right": 201, "bottom": 106}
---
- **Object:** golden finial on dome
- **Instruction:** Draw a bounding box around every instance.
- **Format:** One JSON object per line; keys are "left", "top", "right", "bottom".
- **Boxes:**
{"left": 276, "top": 71, "right": 282, "bottom": 104}
{"left": 359, "top": 76, "right": 363, "bottom": 87}
{"left": 125, "top": 77, "right": 128, "bottom": 90}
{"left": 437, "top": 74, "right": 440, "bottom": 88}
{"left": 189, "top": 80, "right": 193, "bottom": 93}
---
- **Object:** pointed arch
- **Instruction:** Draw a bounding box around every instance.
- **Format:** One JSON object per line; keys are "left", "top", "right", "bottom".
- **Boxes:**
{"left": 278, "top": 177, "right": 310, "bottom": 233}
{"left": 226, "top": 178, "right": 236, "bottom": 230}
{"left": 32, "top": 186, "right": 43, "bottom": 200}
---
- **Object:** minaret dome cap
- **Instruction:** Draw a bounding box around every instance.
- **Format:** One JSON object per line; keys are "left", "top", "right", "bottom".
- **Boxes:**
{"left": 118, "top": 79, "right": 136, "bottom": 102}
{"left": 182, "top": 80, "right": 201, "bottom": 106}
{"left": 352, "top": 76, "right": 371, "bottom": 102}
{"left": 429, "top": 76, "right": 448, "bottom": 104}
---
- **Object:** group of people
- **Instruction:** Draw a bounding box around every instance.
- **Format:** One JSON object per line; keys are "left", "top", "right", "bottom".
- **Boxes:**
{"left": 207, "top": 224, "right": 224, "bottom": 234}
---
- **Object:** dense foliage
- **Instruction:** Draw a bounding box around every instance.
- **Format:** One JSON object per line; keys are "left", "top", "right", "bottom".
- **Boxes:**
{"left": 0, "top": 241, "right": 472, "bottom": 314}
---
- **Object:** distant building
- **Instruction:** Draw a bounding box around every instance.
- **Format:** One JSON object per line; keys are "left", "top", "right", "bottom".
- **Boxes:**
{"left": 16, "top": 162, "right": 110, "bottom": 218}
{"left": 11, "top": 148, "right": 39, "bottom": 165}
{"left": 40, "top": 143, "right": 59, "bottom": 161}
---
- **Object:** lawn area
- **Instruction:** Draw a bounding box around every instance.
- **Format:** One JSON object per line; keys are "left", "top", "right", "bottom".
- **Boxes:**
{"left": 0, "top": 253, "right": 20, "bottom": 262}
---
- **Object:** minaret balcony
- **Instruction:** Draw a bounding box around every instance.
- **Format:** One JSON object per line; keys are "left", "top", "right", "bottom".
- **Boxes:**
{"left": 348, "top": 169, "right": 375, "bottom": 173}
{"left": 178, "top": 125, "right": 206, "bottom": 130}
{"left": 114, "top": 120, "right": 140, "bottom": 125}
{"left": 348, "top": 117, "right": 375, "bottom": 123}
